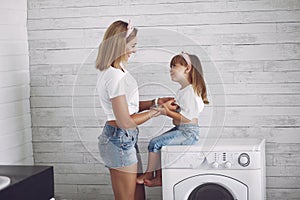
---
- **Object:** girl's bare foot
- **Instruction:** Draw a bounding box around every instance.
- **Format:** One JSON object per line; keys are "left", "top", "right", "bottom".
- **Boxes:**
{"left": 144, "top": 176, "right": 162, "bottom": 187}
{"left": 144, "top": 169, "right": 162, "bottom": 187}
{"left": 137, "top": 172, "right": 153, "bottom": 184}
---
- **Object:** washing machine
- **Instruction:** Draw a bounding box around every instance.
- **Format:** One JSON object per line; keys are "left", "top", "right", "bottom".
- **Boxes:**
{"left": 161, "top": 138, "right": 265, "bottom": 200}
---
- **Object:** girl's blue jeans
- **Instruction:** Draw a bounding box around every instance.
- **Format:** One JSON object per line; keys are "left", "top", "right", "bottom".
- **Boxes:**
{"left": 148, "top": 124, "right": 200, "bottom": 153}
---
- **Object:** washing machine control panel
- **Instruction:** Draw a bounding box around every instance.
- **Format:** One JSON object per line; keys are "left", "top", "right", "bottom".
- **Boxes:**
{"left": 208, "top": 152, "right": 254, "bottom": 169}
{"left": 162, "top": 151, "right": 261, "bottom": 170}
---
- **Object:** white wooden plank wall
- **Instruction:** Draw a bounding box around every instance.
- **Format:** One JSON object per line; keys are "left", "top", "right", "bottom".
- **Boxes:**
{"left": 0, "top": 0, "right": 33, "bottom": 165}
{"left": 27, "top": 0, "right": 300, "bottom": 199}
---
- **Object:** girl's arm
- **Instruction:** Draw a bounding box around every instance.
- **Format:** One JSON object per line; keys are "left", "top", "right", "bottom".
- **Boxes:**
{"left": 111, "top": 95, "right": 159, "bottom": 129}
{"left": 157, "top": 100, "right": 191, "bottom": 123}
{"left": 164, "top": 107, "right": 191, "bottom": 124}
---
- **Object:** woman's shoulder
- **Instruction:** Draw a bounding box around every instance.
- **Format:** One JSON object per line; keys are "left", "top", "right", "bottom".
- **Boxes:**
{"left": 102, "top": 67, "right": 126, "bottom": 78}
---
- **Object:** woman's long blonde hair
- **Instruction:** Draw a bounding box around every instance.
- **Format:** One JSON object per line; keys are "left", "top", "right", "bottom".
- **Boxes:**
{"left": 170, "top": 53, "right": 209, "bottom": 104}
{"left": 96, "top": 20, "right": 137, "bottom": 70}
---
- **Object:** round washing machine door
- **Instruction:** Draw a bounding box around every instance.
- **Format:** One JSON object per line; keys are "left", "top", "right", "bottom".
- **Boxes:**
{"left": 187, "top": 183, "right": 235, "bottom": 200}
{"left": 174, "top": 174, "right": 248, "bottom": 200}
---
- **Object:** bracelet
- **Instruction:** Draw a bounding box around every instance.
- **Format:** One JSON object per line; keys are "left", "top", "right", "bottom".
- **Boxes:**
{"left": 154, "top": 97, "right": 159, "bottom": 107}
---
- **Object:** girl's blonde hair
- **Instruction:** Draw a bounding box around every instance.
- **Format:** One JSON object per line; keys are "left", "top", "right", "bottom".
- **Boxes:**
{"left": 170, "top": 53, "right": 209, "bottom": 104}
{"left": 96, "top": 20, "right": 137, "bottom": 70}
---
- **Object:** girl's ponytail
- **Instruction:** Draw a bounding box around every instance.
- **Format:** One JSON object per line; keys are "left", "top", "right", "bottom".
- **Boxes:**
{"left": 189, "top": 54, "right": 209, "bottom": 105}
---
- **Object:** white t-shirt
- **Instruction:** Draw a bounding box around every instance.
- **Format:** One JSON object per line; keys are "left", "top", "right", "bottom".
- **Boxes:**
{"left": 97, "top": 66, "right": 139, "bottom": 120}
{"left": 176, "top": 84, "right": 204, "bottom": 120}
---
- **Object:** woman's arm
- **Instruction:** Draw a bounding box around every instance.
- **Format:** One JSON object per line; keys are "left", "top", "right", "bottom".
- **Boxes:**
{"left": 111, "top": 95, "right": 159, "bottom": 129}
{"left": 139, "top": 100, "right": 154, "bottom": 112}
{"left": 139, "top": 97, "right": 175, "bottom": 112}
{"left": 131, "top": 109, "right": 159, "bottom": 125}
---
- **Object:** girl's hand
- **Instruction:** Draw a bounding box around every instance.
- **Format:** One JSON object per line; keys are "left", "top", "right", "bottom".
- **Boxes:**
{"left": 157, "top": 97, "right": 175, "bottom": 105}
{"left": 163, "top": 99, "right": 179, "bottom": 112}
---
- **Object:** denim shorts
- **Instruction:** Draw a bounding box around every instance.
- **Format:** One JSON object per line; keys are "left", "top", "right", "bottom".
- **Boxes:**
{"left": 148, "top": 124, "right": 200, "bottom": 153}
{"left": 98, "top": 123, "right": 140, "bottom": 168}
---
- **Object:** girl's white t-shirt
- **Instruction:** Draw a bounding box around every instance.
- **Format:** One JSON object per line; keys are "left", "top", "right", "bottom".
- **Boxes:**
{"left": 176, "top": 84, "right": 204, "bottom": 120}
{"left": 97, "top": 66, "right": 139, "bottom": 121}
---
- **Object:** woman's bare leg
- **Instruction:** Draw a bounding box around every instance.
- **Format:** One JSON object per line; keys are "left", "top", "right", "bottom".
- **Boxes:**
{"left": 135, "top": 177, "right": 145, "bottom": 200}
{"left": 110, "top": 163, "right": 139, "bottom": 200}
{"left": 135, "top": 144, "right": 146, "bottom": 199}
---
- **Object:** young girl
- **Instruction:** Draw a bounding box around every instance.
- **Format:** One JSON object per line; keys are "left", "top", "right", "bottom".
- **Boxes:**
{"left": 137, "top": 52, "right": 209, "bottom": 187}
{"left": 96, "top": 20, "right": 172, "bottom": 200}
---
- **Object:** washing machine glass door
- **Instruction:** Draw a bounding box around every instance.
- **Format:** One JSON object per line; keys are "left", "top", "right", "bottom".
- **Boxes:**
{"left": 188, "top": 183, "right": 234, "bottom": 200}
{"left": 174, "top": 174, "right": 247, "bottom": 200}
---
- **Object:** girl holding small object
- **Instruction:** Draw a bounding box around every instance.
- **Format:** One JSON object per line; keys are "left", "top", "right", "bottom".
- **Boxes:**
{"left": 137, "top": 52, "right": 209, "bottom": 187}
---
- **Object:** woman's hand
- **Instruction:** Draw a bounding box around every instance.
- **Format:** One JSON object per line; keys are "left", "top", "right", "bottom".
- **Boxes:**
{"left": 148, "top": 109, "right": 160, "bottom": 118}
{"left": 152, "top": 106, "right": 167, "bottom": 116}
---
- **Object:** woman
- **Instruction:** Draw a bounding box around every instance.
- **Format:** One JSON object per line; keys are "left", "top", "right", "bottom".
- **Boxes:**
{"left": 96, "top": 20, "right": 171, "bottom": 200}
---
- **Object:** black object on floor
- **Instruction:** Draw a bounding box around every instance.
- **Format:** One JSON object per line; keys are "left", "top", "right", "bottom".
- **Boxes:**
{"left": 0, "top": 165, "right": 54, "bottom": 200}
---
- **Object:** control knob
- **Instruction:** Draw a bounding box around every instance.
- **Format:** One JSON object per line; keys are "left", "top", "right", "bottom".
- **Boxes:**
{"left": 224, "top": 161, "right": 232, "bottom": 168}
{"left": 238, "top": 153, "right": 250, "bottom": 167}
{"left": 211, "top": 161, "right": 219, "bottom": 169}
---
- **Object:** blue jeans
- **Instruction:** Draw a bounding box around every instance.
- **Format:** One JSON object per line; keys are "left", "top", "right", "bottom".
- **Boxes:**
{"left": 98, "top": 123, "right": 141, "bottom": 168}
{"left": 148, "top": 124, "right": 200, "bottom": 153}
